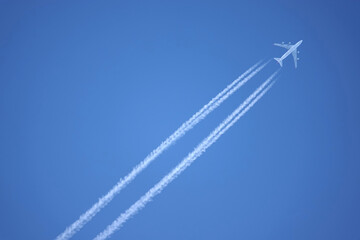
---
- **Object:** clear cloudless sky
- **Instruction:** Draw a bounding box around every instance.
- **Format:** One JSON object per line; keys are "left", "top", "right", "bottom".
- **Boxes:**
{"left": 1, "top": 0, "right": 360, "bottom": 239}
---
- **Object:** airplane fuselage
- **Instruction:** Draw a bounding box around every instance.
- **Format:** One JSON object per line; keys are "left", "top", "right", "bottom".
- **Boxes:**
{"left": 279, "top": 40, "right": 303, "bottom": 61}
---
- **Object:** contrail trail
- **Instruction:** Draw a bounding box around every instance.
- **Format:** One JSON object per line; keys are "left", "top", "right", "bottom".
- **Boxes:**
{"left": 55, "top": 61, "right": 268, "bottom": 240}
{"left": 93, "top": 71, "right": 278, "bottom": 240}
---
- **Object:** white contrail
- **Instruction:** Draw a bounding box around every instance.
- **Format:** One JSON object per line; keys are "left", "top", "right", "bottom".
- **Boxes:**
{"left": 93, "top": 71, "right": 278, "bottom": 240}
{"left": 55, "top": 61, "right": 267, "bottom": 240}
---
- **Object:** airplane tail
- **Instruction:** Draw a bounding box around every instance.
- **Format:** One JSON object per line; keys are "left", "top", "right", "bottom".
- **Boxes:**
{"left": 274, "top": 57, "right": 283, "bottom": 67}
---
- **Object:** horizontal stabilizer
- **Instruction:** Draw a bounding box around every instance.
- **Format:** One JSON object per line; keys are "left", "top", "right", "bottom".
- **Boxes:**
{"left": 274, "top": 57, "right": 283, "bottom": 67}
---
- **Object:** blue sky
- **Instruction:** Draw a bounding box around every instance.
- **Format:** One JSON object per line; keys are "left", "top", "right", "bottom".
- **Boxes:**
{"left": 1, "top": 1, "right": 360, "bottom": 239}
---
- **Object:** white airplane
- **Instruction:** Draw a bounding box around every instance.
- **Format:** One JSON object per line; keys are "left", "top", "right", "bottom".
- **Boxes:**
{"left": 274, "top": 40, "right": 303, "bottom": 68}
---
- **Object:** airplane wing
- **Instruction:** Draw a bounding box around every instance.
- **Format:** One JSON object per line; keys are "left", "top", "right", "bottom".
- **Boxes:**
{"left": 273, "top": 43, "right": 292, "bottom": 49}
{"left": 292, "top": 50, "right": 298, "bottom": 68}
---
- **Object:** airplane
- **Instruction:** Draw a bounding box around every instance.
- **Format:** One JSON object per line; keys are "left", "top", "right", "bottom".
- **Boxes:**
{"left": 274, "top": 40, "right": 303, "bottom": 68}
